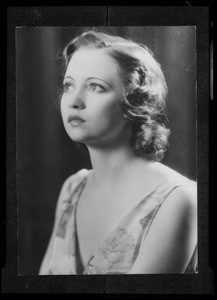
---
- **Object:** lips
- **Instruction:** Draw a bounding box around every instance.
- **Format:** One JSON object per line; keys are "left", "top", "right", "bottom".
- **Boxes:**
{"left": 68, "top": 115, "right": 85, "bottom": 125}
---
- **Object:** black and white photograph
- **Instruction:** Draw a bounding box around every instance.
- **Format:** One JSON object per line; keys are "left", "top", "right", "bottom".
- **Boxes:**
{"left": 17, "top": 26, "right": 197, "bottom": 275}
{"left": 3, "top": 5, "right": 213, "bottom": 295}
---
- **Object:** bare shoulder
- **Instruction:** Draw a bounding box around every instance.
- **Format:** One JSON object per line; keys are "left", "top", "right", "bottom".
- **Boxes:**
{"left": 149, "top": 161, "right": 186, "bottom": 181}
{"left": 163, "top": 184, "right": 197, "bottom": 218}
{"left": 129, "top": 169, "right": 197, "bottom": 273}
{"left": 146, "top": 163, "right": 197, "bottom": 241}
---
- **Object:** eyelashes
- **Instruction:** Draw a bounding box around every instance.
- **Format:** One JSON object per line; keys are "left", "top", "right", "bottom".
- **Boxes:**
{"left": 63, "top": 82, "right": 75, "bottom": 93}
{"left": 62, "top": 82, "right": 105, "bottom": 94}
{"left": 87, "top": 83, "right": 105, "bottom": 93}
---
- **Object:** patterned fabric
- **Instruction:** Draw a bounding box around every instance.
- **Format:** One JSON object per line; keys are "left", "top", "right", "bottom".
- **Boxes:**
{"left": 47, "top": 168, "right": 197, "bottom": 274}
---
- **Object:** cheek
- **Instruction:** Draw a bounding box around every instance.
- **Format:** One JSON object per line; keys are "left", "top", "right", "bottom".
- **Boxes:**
{"left": 91, "top": 102, "right": 126, "bottom": 137}
{"left": 90, "top": 95, "right": 122, "bottom": 121}
{"left": 60, "top": 97, "right": 68, "bottom": 120}
{"left": 104, "top": 101, "right": 123, "bottom": 126}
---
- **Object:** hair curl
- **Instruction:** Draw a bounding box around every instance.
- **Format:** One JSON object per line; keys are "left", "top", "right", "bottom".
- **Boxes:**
{"left": 62, "top": 30, "right": 170, "bottom": 161}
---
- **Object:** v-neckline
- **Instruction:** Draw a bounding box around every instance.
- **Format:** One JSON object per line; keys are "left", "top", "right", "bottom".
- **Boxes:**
{"left": 73, "top": 170, "right": 174, "bottom": 274}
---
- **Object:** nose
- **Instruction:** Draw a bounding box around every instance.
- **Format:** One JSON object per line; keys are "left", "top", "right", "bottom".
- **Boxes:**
{"left": 68, "top": 89, "right": 85, "bottom": 110}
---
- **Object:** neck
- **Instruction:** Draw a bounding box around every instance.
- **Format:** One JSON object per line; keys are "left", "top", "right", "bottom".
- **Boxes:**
{"left": 86, "top": 142, "right": 151, "bottom": 188}
{"left": 89, "top": 144, "right": 132, "bottom": 179}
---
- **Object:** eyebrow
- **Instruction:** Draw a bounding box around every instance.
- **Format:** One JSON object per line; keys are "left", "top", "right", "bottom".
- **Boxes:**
{"left": 63, "top": 76, "right": 111, "bottom": 88}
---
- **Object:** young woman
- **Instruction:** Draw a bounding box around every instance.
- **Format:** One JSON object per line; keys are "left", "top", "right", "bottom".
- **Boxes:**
{"left": 39, "top": 30, "right": 197, "bottom": 275}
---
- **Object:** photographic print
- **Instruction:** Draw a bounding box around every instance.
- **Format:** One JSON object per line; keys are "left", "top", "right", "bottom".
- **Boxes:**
{"left": 4, "top": 5, "right": 213, "bottom": 295}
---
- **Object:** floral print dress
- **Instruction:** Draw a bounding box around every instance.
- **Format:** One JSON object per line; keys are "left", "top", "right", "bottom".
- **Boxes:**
{"left": 47, "top": 169, "right": 197, "bottom": 274}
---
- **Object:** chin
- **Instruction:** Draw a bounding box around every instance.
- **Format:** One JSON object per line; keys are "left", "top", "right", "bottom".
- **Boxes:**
{"left": 65, "top": 126, "right": 86, "bottom": 142}
{"left": 67, "top": 131, "right": 93, "bottom": 144}
{"left": 69, "top": 135, "right": 87, "bottom": 143}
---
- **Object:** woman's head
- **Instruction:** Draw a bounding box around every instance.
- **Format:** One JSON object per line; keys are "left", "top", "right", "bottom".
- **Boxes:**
{"left": 61, "top": 30, "right": 170, "bottom": 161}
{"left": 61, "top": 47, "right": 130, "bottom": 149}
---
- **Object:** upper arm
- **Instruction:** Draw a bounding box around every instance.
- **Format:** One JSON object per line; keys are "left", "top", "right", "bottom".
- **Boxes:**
{"left": 39, "top": 175, "right": 74, "bottom": 275}
{"left": 129, "top": 185, "right": 197, "bottom": 274}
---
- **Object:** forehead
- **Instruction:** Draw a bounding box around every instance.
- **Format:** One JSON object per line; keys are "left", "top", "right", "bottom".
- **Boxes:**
{"left": 65, "top": 48, "right": 121, "bottom": 80}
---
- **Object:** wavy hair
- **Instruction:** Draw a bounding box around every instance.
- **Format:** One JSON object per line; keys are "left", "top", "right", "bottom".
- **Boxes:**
{"left": 62, "top": 30, "right": 170, "bottom": 161}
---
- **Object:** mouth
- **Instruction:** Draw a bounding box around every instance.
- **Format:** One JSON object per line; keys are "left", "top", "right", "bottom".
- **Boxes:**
{"left": 68, "top": 115, "right": 86, "bottom": 126}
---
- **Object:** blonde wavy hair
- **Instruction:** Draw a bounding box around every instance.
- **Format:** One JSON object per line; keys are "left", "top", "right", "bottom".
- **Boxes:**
{"left": 62, "top": 30, "right": 170, "bottom": 161}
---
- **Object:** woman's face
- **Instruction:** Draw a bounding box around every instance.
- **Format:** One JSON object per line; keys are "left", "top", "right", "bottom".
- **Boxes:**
{"left": 61, "top": 48, "right": 131, "bottom": 148}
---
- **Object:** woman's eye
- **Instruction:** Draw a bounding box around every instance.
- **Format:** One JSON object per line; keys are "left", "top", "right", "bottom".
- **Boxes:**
{"left": 88, "top": 83, "right": 104, "bottom": 93}
{"left": 63, "top": 82, "right": 75, "bottom": 93}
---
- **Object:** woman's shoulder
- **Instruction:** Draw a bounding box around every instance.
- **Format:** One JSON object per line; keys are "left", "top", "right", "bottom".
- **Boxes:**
{"left": 151, "top": 163, "right": 197, "bottom": 209}
{"left": 61, "top": 168, "right": 92, "bottom": 194}
{"left": 64, "top": 168, "right": 91, "bottom": 185}
{"left": 148, "top": 164, "right": 197, "bottom": 243}
{"left": 151, "top": 162, "right": 196, "bottom": 185}
{"left": 55, "top": 168, "right": 92, "bottom": 215}
{"left": 146, "top": 162, "right": 197, "bottom": 203}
